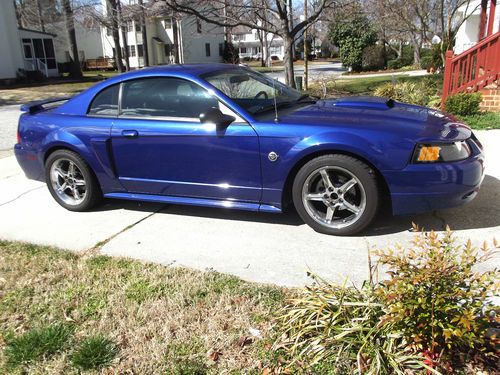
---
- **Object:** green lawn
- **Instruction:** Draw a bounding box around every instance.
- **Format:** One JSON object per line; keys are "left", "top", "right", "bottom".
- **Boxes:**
{"left": 459, "top": 112, "right": 500, "bottom": 130}
{"left": 0, "top": 240, "right": 285, "bottom": 374}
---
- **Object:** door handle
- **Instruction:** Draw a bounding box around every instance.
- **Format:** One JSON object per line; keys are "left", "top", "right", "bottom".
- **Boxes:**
{"left": 122, "top": 130, "right": 139, "bottom": 138}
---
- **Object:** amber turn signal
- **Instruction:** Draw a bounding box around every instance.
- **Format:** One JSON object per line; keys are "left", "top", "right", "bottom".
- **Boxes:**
{"left": 417, "top": 146, "right": 441, "bottom": 162}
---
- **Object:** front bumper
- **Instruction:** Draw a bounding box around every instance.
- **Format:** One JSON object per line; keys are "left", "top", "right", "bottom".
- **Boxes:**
{"left": 385, "top": 145, "right": 485, "bottom": 216}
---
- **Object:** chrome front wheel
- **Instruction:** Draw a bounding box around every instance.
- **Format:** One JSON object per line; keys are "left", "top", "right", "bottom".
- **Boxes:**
{"left": 302, "top": 166, "right": 366, "bottom": 229}
{"left": 293, "top": 154, "right": 379, "bottom": 235}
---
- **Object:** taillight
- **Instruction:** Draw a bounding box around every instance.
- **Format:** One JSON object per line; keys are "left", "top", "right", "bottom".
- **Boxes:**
{"left": 17, "top": 127, "right": 21, "bottom": 144}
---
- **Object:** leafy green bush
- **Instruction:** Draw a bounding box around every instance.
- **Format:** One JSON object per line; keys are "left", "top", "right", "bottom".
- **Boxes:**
{"left": 374, "top": 228, "right": 498, "bottom": 364}
{"left": 445, "top": 92, "right": 482, "bottom": 116}
{"left": 362, "top": 45, "right": 386, "bottom": 71}
{"left": 328, "top": 15, "right": 377, "bottom": 71}
{"left": 387, "top": 59, "right": 404, "bottom": 70}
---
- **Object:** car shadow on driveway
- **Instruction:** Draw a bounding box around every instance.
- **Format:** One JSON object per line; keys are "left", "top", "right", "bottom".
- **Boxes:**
{"left": 92, "top": 174, "right": 500, "bottom": 237}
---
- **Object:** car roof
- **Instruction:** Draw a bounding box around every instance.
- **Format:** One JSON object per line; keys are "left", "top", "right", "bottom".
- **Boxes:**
{"left": 113, "top": 63, "right": 243, "bottom": 80}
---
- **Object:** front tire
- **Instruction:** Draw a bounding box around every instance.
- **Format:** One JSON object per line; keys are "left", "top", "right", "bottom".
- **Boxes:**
{"left": 45, "top": 149, "right": 101, "bottom": 211}
{"left": 292, "top": 154, "right": 379, "bottom": 235}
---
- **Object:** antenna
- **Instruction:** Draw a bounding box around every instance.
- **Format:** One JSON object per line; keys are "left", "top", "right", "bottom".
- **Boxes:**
{"left": 270, "top": 58, "right": 279, "bottom": 122}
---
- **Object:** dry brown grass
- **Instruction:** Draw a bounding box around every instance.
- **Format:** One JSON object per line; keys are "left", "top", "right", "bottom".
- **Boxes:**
{"left": 0, "top": 240, "right": 287, "bottom": 374}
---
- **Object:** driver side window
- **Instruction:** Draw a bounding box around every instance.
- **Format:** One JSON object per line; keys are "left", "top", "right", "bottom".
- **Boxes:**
{"left": 120, "top": 77, "right": 219, "bottom": 119}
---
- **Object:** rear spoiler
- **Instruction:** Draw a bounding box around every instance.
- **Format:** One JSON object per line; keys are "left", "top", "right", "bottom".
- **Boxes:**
{"left": 20, "top": 97, "right": 72, "bottom": 114}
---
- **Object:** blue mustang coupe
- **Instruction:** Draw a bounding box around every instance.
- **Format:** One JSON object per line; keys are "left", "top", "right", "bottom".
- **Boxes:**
{"left": 15, "top": 64, "right": 485, "bottom": 235}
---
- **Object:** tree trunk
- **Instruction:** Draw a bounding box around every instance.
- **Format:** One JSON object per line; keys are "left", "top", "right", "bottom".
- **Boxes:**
{"left": 61, "top": 0, "right": 82, "bottom": 78}
{"left": 36, "top": 0, "right": 45, "bottom": 32}
{"left": 410, "top": 34, "right": 421, "bottom": 67}
{"left": 283, "top": 34, "right": 295, "bottom": 88}
{"left": 138, "top": 0, "right": 149, "bottom": 66}
{"left": 117, "top": 1, "right": 130, "bottom": 71}
{"left": 172, "top": 18, "right": 180, "bottom": 63}
{"left": 107, "top": 0, "right": 124, "bottom": 72}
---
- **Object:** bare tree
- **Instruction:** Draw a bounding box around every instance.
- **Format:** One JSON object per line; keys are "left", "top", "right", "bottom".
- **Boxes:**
{"left": 161, "top": 0, "right": 337, "bottom": 88}
{"left": 105, "top": 0, "right": 125, "bottom": 72}
{"left": 138, "top": 0, "right": 150, "bottom": 66}
{"left": 61, "top": 0, "right": 83, "bottom": 77}
{"left": 117, "top": 0, "right": 131, "bottom": 70}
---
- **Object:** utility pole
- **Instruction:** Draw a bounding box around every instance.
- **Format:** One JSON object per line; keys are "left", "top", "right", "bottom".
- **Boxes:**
{"left": 303, "top": 0, "right": 308, "bottom": 90}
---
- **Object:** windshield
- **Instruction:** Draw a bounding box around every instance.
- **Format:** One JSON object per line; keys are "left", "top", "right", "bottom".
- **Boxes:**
{"left": 201, "top": 68, "right": 303, "bottom": 115}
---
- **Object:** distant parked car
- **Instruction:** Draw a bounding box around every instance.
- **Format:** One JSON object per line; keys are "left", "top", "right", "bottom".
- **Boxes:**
{"left": 15, "top": 64, "right": 484, "bottom": 235}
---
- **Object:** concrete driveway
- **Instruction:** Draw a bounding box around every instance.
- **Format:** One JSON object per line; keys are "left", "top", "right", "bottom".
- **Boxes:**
{"left": 0, "top": 112, "right": 499, "bottom": 286}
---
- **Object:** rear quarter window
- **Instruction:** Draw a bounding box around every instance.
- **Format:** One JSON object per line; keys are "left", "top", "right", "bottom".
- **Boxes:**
{"left": 88, "top": 84, "right": 119, "bottom": 116}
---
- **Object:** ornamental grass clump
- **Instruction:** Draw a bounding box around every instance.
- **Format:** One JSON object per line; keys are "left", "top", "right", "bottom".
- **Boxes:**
{"left": 275, "top": 228, "right": 499, "bottom": 373}
{"left": 275, "top": 275, "right": 431, "bottom": 374}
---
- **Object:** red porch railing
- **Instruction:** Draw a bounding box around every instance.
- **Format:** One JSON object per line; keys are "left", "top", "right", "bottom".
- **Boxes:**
{"left": 442, "top": 31, "right": 500, "bottom": 104}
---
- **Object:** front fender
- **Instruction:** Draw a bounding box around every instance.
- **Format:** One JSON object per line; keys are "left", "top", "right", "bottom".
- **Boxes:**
{"left": 259, "top": 130, "right": 412, "bottom": 207}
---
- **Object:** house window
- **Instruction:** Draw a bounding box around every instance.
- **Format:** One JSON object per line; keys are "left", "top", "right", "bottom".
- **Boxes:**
{"left": 23, "top": 43, "right": 33, "bottom": 59}
{"left": 128, "top": 45, "right": 136, "bottom": 57}
{"left": 205, "top": 43, "right": 210, "bottom": 57}
{"left": 135, "top": 21, "right": 141, "bottom": 32}
{"left": 137, "top": 44, "right": 144, "bottom": 57}
{"left": 240, "top": 47, "right": 247, "bottom": 54}
{"left": 122, "top": 20, "right": 133, "bottom": 32}
{"left": 196, "top": 19, "right": 202, "bottom": 33}
{"left": 106, "top": 27, "right": 112, "bottom": 36}
{"left": 164, "top": 18, "right": 172, "bottom": 29}
{"left": 219, "top": 43, "right": 223, "bottom": 56}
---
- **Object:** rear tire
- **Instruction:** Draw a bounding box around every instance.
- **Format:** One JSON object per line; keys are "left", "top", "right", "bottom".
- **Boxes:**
{"left": 45, "top": 149, "right": 102, "bottom": 211}
{"left": 292, "top": 154, "right": 379, "bottom": 235}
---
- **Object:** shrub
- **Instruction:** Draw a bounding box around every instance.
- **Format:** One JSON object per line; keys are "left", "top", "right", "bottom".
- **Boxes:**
{"left": 374, "top": 227, "right": 499, "bottom": 368}
{"left": 445, "top": 92, "right": 482, "bottom": 116}
{"left": 373, "top": 81, "right": 429, "bottom": 106}
{"left": 222, "top": 42, "right": 239, "bottom": 64}
{"left": 387, "top": 59, "right": 403, "bottom": 70}
{"left": 328, "top": 15, "right": 377, "bottom": 71}
{"left": 275, "top": 229, "right": 498, "bottom": 373}
{"left": 362, "top": 45, "right": 386, "bottom": 71}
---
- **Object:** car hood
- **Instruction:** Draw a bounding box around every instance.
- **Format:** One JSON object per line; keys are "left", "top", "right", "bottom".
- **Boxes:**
{"left": 278, "top": 96, "right": 472, "bottom": 143}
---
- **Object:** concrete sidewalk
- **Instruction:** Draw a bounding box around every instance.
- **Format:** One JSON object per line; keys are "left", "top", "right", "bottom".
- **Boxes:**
{"left": 1, "top": 131, "right": 499, "bottom": 287}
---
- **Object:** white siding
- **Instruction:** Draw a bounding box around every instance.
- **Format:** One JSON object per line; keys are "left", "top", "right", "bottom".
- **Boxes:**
{"left": 0, "top": 0, "right": 24, "bottom": 80}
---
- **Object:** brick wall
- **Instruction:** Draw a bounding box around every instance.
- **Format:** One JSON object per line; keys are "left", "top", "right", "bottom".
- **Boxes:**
{"left": 480, "top": 87, "right": 500, "bottom": 112}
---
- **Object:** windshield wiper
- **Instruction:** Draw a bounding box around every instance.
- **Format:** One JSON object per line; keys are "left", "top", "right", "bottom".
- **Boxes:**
{"left": 254, "top": 101, "right": 294, "bottom": 114}
{"left": 296, "top": 94, "right": 317, "bottom": 103}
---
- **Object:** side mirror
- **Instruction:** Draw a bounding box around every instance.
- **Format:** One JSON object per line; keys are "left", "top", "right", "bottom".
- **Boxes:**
{"left": 200, "top": 108, "right": 235, "bottom": 128}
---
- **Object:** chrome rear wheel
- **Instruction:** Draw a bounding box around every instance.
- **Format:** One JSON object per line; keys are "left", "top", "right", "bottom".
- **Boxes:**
{"left": 50, "top": 158, "right": 87, "bottom": 206}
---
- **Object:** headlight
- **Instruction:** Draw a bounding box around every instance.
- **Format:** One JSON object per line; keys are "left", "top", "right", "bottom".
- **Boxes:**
{"left": 412, "top": 141, "right": 471, "bottom": 163}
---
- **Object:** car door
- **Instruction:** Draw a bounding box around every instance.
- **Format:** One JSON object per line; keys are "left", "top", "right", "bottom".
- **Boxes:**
{"left": 110, "top": 76, "right": 262, "bottom": 202}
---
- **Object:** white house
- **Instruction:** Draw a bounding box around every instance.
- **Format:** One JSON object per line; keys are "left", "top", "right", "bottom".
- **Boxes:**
{"left": 46, "top": 18, "right": 104, "bottom": 65}
{"left": 100, "top": 0, "right": 225, "bottom": 68}
{"left": 231, "top": 26, "right": 285, "bottom": 61}
{"left": 454, "top": 0, "right": 500, "bottom": 54}
{"left": 0, "top": 0, "right": 59, "bottom": 80}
